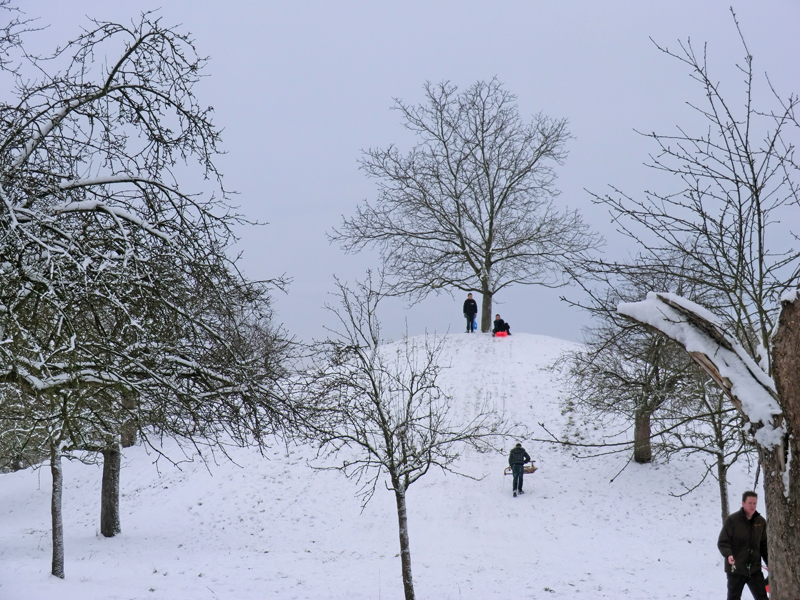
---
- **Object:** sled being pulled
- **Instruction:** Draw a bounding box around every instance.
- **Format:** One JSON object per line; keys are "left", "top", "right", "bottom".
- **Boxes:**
{"left": 504, "top": 462, "right": 537, "bottom": 476}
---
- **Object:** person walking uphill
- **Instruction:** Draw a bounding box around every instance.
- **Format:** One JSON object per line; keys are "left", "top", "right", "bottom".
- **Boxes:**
{"left": 463, "top": 293, "right": 478, "bottom": 333}
{"left": 717, "top": 491, "right": 768, "bottom": 600}
{"left": 508, "top": 443, "right": 531, "bottom": 497}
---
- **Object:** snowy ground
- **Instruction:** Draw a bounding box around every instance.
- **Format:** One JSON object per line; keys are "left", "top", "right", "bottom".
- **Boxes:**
{"left": 0, "top": 333, "right": 760, "bottom": 599}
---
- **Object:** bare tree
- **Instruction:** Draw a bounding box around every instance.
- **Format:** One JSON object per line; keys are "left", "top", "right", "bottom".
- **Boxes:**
{"left": 0, "top": 0, "right": 33, "bottom": 73}
{"left": 331, "top": 79, "right": 601, "bottom": 332}
{"left": 589, "top": 13, "right": 799, "bottom": 372}
{"left": 0, "top": 386, "right": 47, "bottom": 472}
{"left": 559, "top": 316, "right": 752, "bottom": 521}
{"left": 593, "top": 12, "right": 800, "bottom": 597}
{"left": 560, "top": 257, "right": 730, "bottom": 462}
{"left": 656, "top": 385, "right": 754, "bottom": 522}
{"left": 303, "top": 273, "right": 515, "bottom": 600}
{"left": 562, "top": 326, "right": 698, "bottom": 463}
{"left": 0, "top": 12, "right": 292, "bottom": 577}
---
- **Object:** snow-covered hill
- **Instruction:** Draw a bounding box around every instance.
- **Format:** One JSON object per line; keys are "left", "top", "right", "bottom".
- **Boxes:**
{"left": 0, "top": 333, "right": 759, "bottom": 599}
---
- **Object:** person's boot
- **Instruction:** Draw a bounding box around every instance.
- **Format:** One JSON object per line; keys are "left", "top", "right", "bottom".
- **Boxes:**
{"left": 513, "top": 490, "right": 517, "bottom": 497}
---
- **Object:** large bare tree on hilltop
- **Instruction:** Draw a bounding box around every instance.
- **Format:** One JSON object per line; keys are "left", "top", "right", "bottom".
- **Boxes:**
{"left": 331, "top": 79, "right": 600, "bottom": 332}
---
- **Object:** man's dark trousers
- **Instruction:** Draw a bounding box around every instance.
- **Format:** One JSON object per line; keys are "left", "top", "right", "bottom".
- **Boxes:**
{"left": 726, "top": 570, "right": 768, "bottom": 600}
{"left": 511, "top": 463, "right": 524, "bottom": 492}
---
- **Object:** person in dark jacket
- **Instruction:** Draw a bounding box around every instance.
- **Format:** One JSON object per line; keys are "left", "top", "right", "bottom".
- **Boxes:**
{"left": 492, "top": 314, "right": 510, "bottom": 336}
{"left": 463, "top": 293, "right": 478, "bottom": 333}
{"left": 717, "top": 490, "right": 768, "bottom": 600}
{"left": 508, "top": 443, "right": 531, "bottom": 497}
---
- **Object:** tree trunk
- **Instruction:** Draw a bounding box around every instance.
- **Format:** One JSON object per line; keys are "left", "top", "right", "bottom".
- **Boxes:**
{"left": 393, "top": 486, "right": 416, "bottom": 600}
{"left": 633, "top": 407, "right": 652, "bottom": 463}
{"left": 100, "top": 445, "right": 122, "bottom": 537}
{"left": 480, "top": 290, "right": 493, "bottom": 333}
{"left": 50, "top": 442, "right": 65, "bottom": 579}
{"left": 712, "top": 391, "right": 730, "bottom": 523}
{"left": 716, "top": 454, "right": 729, "bottom": 523}
{"left": 120, "top": 420, "right": 137, "bottom": 448}
{"left": 766, "top": 295, "right": 800, "bottom": 599}
{"left": 120, "top": 392, "right": 138, "bottom": 448}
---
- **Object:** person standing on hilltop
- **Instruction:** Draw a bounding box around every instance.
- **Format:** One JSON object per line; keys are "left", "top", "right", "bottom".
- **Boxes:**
{"left": 463, "top": 293, "right": 478, "bottom": 333}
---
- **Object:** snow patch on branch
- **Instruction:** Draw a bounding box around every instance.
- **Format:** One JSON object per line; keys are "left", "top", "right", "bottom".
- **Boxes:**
{"left": 53, "top": 201, "right": 172, "bottom": 242}
{"left": 780, "top": 287, "right": 800, "bottom": 304}
{"left": 784, "top": 438, "right": 793, "bottom": 500}
{"left": 57, "top": 174, "right": 138, "bottom": 188}
{"left": 11, "top": 99, "right": 81, "bottom": 171}
{"left": 618, "top": 292, "right": 783, "bottom": 448}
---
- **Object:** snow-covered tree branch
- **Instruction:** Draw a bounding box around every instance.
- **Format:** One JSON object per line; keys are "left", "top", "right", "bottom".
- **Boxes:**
{"left": 0, "top": 10, "right": 292, "bottom": 577}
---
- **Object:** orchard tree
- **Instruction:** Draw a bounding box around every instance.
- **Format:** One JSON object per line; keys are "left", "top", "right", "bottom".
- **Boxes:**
{"left": 0, "top": 10, "right": 291, "bottom": 577}
{"left": 0, "top": 386, "right": 46, "bottom": 472}
{"left": 562, "top": 268, "right": 690, "bottom": 464}
{"left": 656, "top": 383, "right": 754, "bottom": 522}
{"left": 303, "top": 273, "right": 515, "bottom": 600}
{"left": 560, "top": 259, "right": 737, "bottom": 466}
{"left": 562, "top": 320, "right": 700, "bottom": 464}
{"left": 331, "top": 79, "right": 600, "bottom": 332}
{"left": 558, "top": 280, "right": 751, "bottom": 520}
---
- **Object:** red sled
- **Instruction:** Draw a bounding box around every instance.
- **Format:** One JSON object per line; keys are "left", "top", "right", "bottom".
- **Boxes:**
{"left": 494, "top": 331, "right": 508, "bottom": 337}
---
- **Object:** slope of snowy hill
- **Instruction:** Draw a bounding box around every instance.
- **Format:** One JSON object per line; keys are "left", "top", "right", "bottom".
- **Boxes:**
{"left": 0, "top": 333, "right": 760, "bottom": 599}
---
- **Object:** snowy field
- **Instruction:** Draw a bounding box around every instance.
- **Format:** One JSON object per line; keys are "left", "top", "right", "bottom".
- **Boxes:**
{"left": 0, "top": 333, "right": 760, "bottom": 599}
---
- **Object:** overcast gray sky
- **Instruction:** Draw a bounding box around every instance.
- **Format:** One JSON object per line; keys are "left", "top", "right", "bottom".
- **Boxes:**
{"left": 25, "top": 1, "right": 800, "bottom": 344}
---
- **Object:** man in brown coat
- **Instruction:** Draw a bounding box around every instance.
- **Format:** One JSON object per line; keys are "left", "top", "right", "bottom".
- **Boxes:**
{"left": 717, "top": 490, "right": 768, "bottom": 600}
